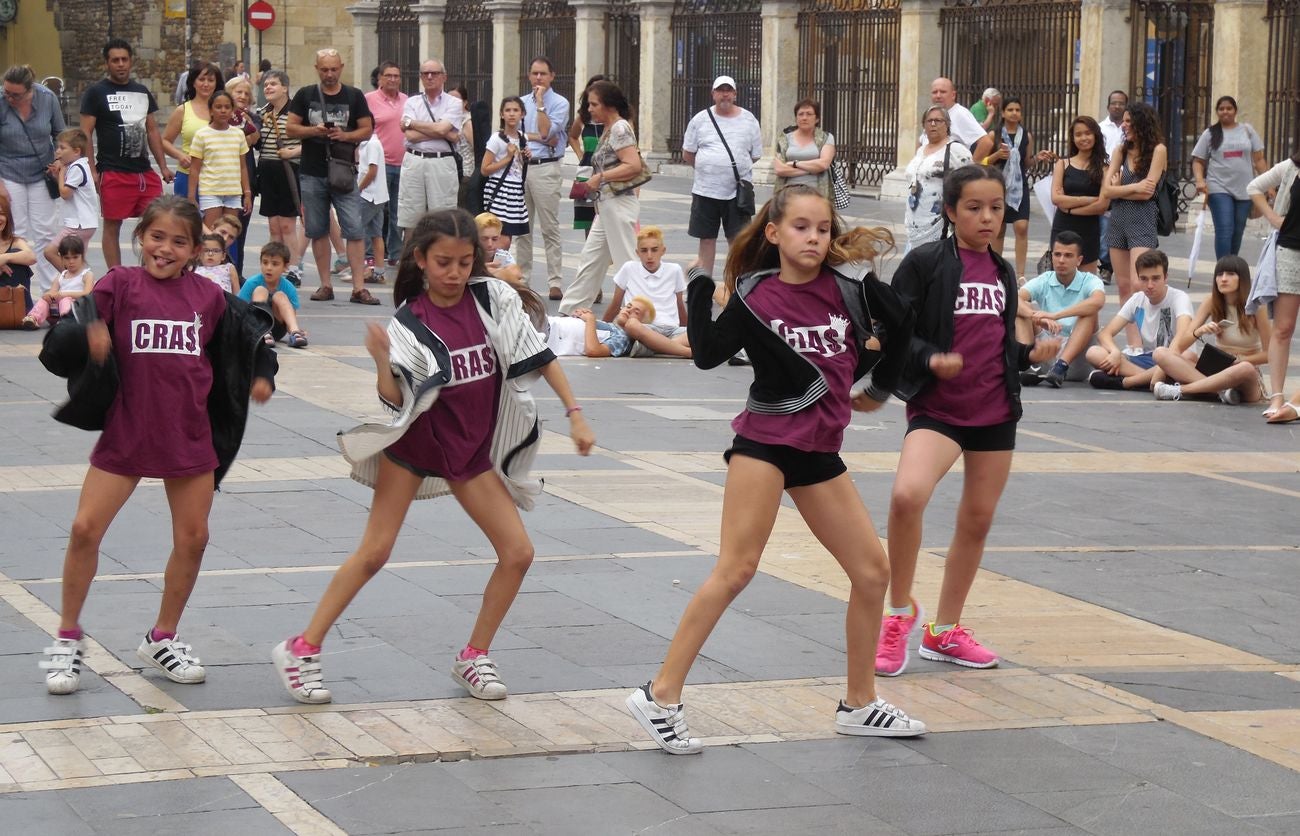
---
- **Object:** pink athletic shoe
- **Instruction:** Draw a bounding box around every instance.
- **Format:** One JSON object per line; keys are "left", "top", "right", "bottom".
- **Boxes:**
{"left": 918, "top": 624, "right": 999, "bottom": 669}
{"left": 875, "top": 599, "right": 923, "bottom": 677}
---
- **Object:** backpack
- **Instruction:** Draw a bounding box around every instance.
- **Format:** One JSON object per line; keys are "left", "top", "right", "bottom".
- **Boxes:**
{"left": 1155, "top": 174, "right": 1180, "bottom": 236}
{"left": 460, "top": 99, "right": 494, "bottom": 214}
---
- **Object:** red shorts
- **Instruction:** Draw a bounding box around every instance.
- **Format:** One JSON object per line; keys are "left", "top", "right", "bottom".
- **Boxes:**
{"left": 100, "top": 170, "right": 163, "bottom": 220}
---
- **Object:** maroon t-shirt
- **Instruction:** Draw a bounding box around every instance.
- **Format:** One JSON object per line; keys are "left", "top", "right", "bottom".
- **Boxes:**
{"left": 384, "top": 292, "right": 501, "bottom": 481}
{"left": 91, "top": 266, "right": 227, "bottom": 478}
{"left": 732, "top": 269, "right": 858, "bottom": 452}
{"left": 908, "top": 247, "right": 1013, "bottom": 426}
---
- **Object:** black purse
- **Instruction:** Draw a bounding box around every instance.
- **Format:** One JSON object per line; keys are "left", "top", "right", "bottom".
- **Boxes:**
{"left": 13, "top": 111, "right": 60, "bottom": 199}
{"left": 316, "top": 85, "right": 357, "bottom": 195}
{"left": 706, "top": 107, "right": 755, "bottom": 216}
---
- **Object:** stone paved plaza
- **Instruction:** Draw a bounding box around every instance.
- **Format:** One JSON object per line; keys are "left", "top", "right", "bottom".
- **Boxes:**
{"left": 0, "top": 175, "right": 1297, "bottom": 834}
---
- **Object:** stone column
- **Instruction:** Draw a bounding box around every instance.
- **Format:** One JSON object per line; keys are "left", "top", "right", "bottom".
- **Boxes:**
{"left": 881, "top": 0, "right": 942, "bottom": 198}
{"left": 637, "top": 0, "right": 676, "bottom": 165}
{"left": 486, "top": 0, "right": 524, "bottom": 107}
{"left": 1211, "top": 0, "right": 1270, "bottom": 127}
{"left": 1078, "top": 0, "right": 1131, "bottom": 120}
{"left": 754, "top": 0, "right": 799, "bottom": 184}
{"left": 571, "top": 0, "right": 609, "bottom": 100}
{"left": 413, "top": 0, "right": 449, "bottom": 62}
{"left": 347, "top": 1, "right": 381, "bottom": 89}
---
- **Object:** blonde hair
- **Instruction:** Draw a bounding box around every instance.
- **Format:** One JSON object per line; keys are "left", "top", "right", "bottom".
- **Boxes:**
{"left": 636, "top": 225, "right": 665, "bottom": 245}
{"left": 225, "top": 76, "right": 252, "bottom": 96}
{"left": 630, "top": 295, "right": 657, "bottom": 323}
{"left": 474, "top": 212, "right": 503, "bottom": 231}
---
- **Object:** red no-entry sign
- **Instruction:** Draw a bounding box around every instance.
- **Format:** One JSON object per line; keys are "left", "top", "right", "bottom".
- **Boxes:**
{"left": 248, "top": 0, "right": 276, "bottom": 31}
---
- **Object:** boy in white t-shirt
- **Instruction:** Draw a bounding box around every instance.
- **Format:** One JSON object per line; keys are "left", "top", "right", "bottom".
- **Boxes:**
{"left": 601, "top": 225, "right": 691, "bottom": 358}
{"left": 43, "top": 129, "right": 100, "bottom": 269}
{"left": 357, "top": 135, "right": 389, "bottom": 283}
{"left": 1086, "top": 249, "right": 1194, "bottom": 390}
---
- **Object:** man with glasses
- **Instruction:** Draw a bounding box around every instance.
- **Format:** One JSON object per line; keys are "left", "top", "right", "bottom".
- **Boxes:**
{"left": 286, "top": 47, "right": 378, "bottom": 304}
{"left": 518, "top": 57, "right": 569, "bottom": 300}
{"left": 366, "top": 62, "right": 407, "bottom": 271}
{"left": 397, "top": 59, "right": 465, "bottom": 240}
{"left": 79, "top": 38, "right": 174, "bottom": 268}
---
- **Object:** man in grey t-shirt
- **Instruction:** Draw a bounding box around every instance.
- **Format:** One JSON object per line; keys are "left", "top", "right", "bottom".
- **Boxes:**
{"left": 682, "top": 76, "right": 762, "bottom": 276}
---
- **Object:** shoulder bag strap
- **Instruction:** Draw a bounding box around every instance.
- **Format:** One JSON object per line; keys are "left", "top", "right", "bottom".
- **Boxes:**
{"left": 420, "top": 93, "right": 455, "bottom": 152}
{"left": 706, "top": 107, "right": 742, "bottom": 188}
{"left": 482, "top": 131, "right": 514, "bottom": 207}
{"left": 315, "top": 84, "right": 333, "bottom": 156}
{"left": 940, "top": 142, "right": 954, "bottom": 239}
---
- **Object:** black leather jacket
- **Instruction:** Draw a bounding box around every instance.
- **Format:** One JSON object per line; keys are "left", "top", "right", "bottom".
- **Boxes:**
{"left": 39, "top": 292, "right": 278, "bottom": 488}
{"left": 888, "top": 237, "right": 1032, "bottom": 418}
{"left": 686, "top": 264, "right": 914, "bottom": 415}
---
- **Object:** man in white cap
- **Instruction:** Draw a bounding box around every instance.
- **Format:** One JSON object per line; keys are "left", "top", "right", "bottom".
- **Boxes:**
{"left": 682, "top": 75, "right": 762, "bottom": 275}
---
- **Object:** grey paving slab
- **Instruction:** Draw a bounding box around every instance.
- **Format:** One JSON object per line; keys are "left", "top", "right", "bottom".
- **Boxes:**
{"left": 690, "top": 805, "right": 899, "bottom": 835}
{"left": 1037, "top": 723, "right": 1300, "bottom": 819}
{"left": 1013, "top": 785, "right": 1272, "bottom": 836}
{"left": 277, "top": 764, "right": 523, "bottom": 834}
{"left": 595, "top": 746, "right": 846, "bottom": 814}
{"left": 741, "top": 736, "right": 936, "bottom": 772}
{"left": 1089, "top": 671, "right": 1300, "bottom": 712}
{"left": 440, "top": 752, "right": 631, "bottom": 792}
{"left": 483, "top": 784, "right": 719, "bottom": 836}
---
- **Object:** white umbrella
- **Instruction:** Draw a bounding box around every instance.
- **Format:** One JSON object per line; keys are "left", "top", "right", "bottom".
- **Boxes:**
{"left": 1032, "top": 173, "right": 1055, "bottom": 227}
{"left": 1186, "top": 202, "right": 1207, "bottom": 288}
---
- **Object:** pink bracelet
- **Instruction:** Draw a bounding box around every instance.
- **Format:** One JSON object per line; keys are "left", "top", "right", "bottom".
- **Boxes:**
{"left": 565, "top": 405, "right": 583, "bottom": 417}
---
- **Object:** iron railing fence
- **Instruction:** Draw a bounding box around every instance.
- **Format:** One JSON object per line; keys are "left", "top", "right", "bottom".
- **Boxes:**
{"left": 796, "top": 0, "right": 901, "bottom": 188}
{"left": 377, "top": 0, "right": 420, "bottom": 94}
{"left": 1265, "top": 0, "right": 1300, "bottom": 161}
{"left": 940, "top": 0, "right": 1082, "bottom": 184}
{"left": 667, "top": 0, "right": 763, "bottom": 161}
{"left": 519, "top": 0, "right": 577, "bottom": 104}
{"left": 604, "top": 0, "right": 642, "bottom": 123}
{"left": 1130, "top": 0, "right": 1214, "bottom": 213}
{"left": 445, "top": 0, "right": 494, "bottom": 105}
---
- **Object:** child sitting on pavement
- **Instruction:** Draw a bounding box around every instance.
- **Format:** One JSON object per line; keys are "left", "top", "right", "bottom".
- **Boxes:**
{"left": 23, "top": 235, "right": 95, "bottom": 330}
{"left": 1085, "top": 249, "right": 1193, "bottom": 390}
{"left": 475, "top": 212, "right": 522, "bottom": 283}
{"left": 601, "top": 226, "right": 691, "bottom": 358}
{"left": 239, "top": 241, "right": 308, "bottom": 348}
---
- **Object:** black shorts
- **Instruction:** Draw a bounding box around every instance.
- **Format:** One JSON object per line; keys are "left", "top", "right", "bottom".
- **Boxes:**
{"left": 723, "top": 435, "right": 846, "bottom": 489}
{"left": 906, "top": 415, "right": 1017, "bottom": 452}
{"left": 689, "top": 193, "right": 752, "bottom": 241}
{"left": 384, "top": 449, "right": 441, "bottom": 479}
{"left": 258, "top": 159, "right": 301, "bottom": 218}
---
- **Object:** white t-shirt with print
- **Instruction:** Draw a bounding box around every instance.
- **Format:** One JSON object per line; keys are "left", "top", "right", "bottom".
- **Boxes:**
{"left": 612, "top": 260, "right": 687, "bottom": 328}
{"left": 484, "top": 132, "right": 526, "bottom": 183}
{"left": 358, "top": 136, "right": 388, "bottom": 204}
{"left": 60, "top": 157, "right": 100, "bottom": 229}
{"left": 1116, "top": 286, "right": 1194, "bottom": 352}
{"left": 682, "top": 106, "right": 763, "bottom": 200}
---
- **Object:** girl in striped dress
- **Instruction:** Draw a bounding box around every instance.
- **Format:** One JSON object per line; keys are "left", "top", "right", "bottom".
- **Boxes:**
{"left": 270, "top": 209, "right": 594, "bottom": 706}
{"left": 481, "top": 97, "right": 530, "bottom": 246}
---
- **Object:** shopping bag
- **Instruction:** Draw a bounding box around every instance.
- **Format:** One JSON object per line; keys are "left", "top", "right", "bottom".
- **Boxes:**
{"left": 1032, "top": 174, "right": 1055, "bottom": 226}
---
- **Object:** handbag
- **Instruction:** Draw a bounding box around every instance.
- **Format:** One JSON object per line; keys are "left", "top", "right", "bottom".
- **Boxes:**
{"left": 1194, "top": 341, "right": 1236, "bottom": 377}
{"left": 1155, "top": 173, "right": 1179, "bottom": 236}
{"left": 316, "top": 85, "right": 357, "bottom": 195}
{"left": 706, "top": 107, "right": 755, "bottom": 216}
{"left": 830, "top": 162, "right": 851, "bottom": 210}
{"left": 0, "top": 285, "right": 29, "bottom": 329}
{"left": 607, "top": 153, "right": 651, "bottom": 196}
{"left": 13, "top": 111, "right": 60, "bottom": 199}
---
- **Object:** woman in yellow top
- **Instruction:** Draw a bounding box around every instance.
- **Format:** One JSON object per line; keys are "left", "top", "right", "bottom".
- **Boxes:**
{"left": 162, "top": 63, "right": 224, "bottom": 203}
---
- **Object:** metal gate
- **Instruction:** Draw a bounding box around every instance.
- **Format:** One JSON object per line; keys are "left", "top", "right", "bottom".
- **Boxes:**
{"left": 939, "top": 0, "right": 1080, "bottom": 182}
{"left": 797, "top": 0, "right": 900, "bottom": 189}
{"left": 519, "top": 0, "right": 577, "bottom": 103}
{"left": 668, "top": 0, "right": 763, "bottom": 161}
{"left": 377, "top": 0, "right": 420, "bottom": 93}
{"left": 605, "top": 0, "right": 642, "bottom": 118}
{"left": 445, "top": 0, "right": 494, "bottom": 105}
{"left": 1130, "top": 0, "right": 1214, "bottom": 212}
{"left": 1265, "top": 0, "right": 1300, "bottom": 160}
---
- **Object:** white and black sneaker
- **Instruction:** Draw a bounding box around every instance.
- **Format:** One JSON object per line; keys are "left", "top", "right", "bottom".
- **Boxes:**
{"left": 451, "top": 655, "right": 508, "bottom": 700}
{"left": 40, "top": 637, "right": 86, "bottom": 695}
{"left": 136, "top": 632, "right": 206, "bottom": 683}
{"left": 626, "top": 682, "right": 703, "bottom": 755}
{"left": 271, "top": 639, "right": 332, "bottom": 704}
{"left": 835, "top": 697, "right": 927, "bottom": 738}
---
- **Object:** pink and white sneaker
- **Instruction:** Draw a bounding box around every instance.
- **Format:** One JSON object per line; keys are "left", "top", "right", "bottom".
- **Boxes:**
{"left": 875, "top": 599, "right": 923, "bottom": 677}
{"left": 918, "top": 624, "right": 999, "bottom": 669}
{"left": 451, "top": 655, "right": 508, "bottom": 700}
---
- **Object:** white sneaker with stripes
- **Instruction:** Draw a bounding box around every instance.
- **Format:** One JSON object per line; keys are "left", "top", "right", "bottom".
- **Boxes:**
{"left": 271, "top": 639, "right": 332, "bottom": 704}
{"left": 625, "top": 682, "right": 704, "bottom": 755}
{"left": 451, "top": 655, "right": 508, "bottom": 700}
{"left": 136, "top": 632, "right": 206, "bottom": 683}
{"left": 40, "top": 637, "right": 86, "bottom": 695}
{"left": 835, "top": 697, "right": 927, "bottom": 737}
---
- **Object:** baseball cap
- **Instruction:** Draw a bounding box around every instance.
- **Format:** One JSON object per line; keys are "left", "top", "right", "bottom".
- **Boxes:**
{"left": 712, "top": 75, "right": 737, "bottom": 91}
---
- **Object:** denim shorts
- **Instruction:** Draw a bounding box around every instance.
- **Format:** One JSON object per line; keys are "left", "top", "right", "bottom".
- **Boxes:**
{"left": 362, "top": 199, "right": 385, "bottom": 239}
{"left": 300, "top": 173, "right": 364, "bottom": 241}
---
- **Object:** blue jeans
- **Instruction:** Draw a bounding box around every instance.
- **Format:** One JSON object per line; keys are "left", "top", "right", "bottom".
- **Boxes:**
{"left": 369, "top": 164, "right": 402, "bottom": 261}
{"left": 1206, "top": 192, "right": 1250, "bottom": 259}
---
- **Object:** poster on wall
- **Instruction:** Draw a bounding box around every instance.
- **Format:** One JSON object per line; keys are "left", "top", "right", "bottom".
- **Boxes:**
{"left": 165, "top": 0, "right": 186, "bottom": 19}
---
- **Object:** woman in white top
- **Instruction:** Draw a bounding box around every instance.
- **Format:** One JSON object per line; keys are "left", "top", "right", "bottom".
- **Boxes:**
{"left": 1191, "top": 96, "right": 1268, "bottom": 258}
{"left": 902, "top": 106, "right": 972, "bottom": 251}
{"left": 772, "top": 99, "right": 835, "bottom": 202}
{"left": 1151, "top": 254, "right": 1269, "bottom": 403}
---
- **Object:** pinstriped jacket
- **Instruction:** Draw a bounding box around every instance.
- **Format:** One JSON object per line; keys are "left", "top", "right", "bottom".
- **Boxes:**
{"left": 337, "top": 277, "right": 556, "bottom": 507}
